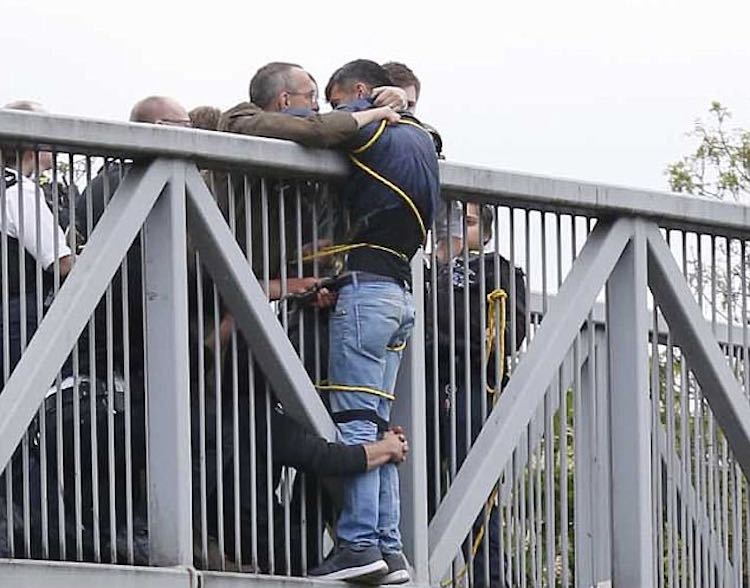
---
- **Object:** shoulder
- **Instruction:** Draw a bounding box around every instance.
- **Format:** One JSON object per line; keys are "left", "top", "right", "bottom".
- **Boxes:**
{"left": 217, "top": 102, "right": 262, "bottom": 132}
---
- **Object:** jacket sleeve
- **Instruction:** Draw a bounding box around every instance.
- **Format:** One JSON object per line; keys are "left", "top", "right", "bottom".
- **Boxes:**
{"left": 223, "top": 109, "right": 358, "bottom": 148}
{"left": 271, "top": 411, "right": 368, "bottom": 475}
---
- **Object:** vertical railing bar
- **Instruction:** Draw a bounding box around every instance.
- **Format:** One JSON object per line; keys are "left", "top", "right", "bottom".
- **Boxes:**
{"left": 260, "top": 178, "right": 275, "bottom": 574}
{"left": 70, "top": 154, "right": 82, "bottom": 561}
{"left": 15, "top": 149, "right": 32, "bottom": 559}
{"left": 513, "top": 450, "right": 520, "bottom": 588}
{"left": 227, "top": 172, "right": 243, "bottom": 570}
{"left": 0, "top": 151, "right": 12, "bottom": 557}
{"left": 540, "top": 211, "right": 555, "bottom": 588}
{"left": 478, "top": 205, "right": 489, "bottom": 588}
{"left": 205, "top": 170, "right": 225, "bottom": 571}
{"left": 722, "top": 236, "right": 732, "bottom": 569}
{"left": 102, "top": 158, "right": 118, "bottom": 564}
{"left": 536, "top": 316, "right": 544, "bottom": 586}
{"left": 527, "top": 417, "right": 537, "bottom": 588}
{"left": 519, "top": 433, "right": 527, "bottom": 588}
{"left": 733, "top": 462, "right": 742, "bottom": 586}
{"left": 243, "top": 174, "right": 259, "bottom": 572}
{"left": 650, "top": 302, "right": 661, "bottom": 586}
{"left": 509, "top": 207, "right": 517, "bottom": 367}
{"left": 294, "top": 182, "right": 306, "bottom": 575}
{"left": 212, "top": 283, "right": 225, "bottom": 570}
{"left": 51, "top": 155, "right": 66, "bottom": 559}
{"left": 557, "top": 213, "right": 569, "bottom": 587}
{"left": 695, "top": 233, "right": 706, "bottom": 585}
{"left": 300, "top": 473, "right": 308, "bottom": 575}
{"left": 194, "top": 252, "right": 209, "bottom": 569}
{"left": 678, "top": 231, "right": 690, "bottom": 588}
{"left": 278, "top": 184, "right": 292, "bottom": 577}
{"left": 0, "top": 149, "right": 15, "bottom": 557}
{"left": 446, "top": 197, "right": 457, "bottom": 482}
{"left": 667, "top": 315, "right": 677, "bottom": 586}
{"left": 430, "top": 209, "right": 441, "bottom": 512}
{"left": 310, "top": 190, "right": 321, "bottom": 395}
{"left": 708, "top": 235, "right": 718, "bottom": 585}
{"left": 573, "top": 328, "right": 584, "bottom": 588}
{"left": 31, "top": 151, "right": 51, "bottom": 560}
{"left": 432, "top": 207, "right": 444, "bottom": 516}
{"left": 460, "top": 202, "right": 474, "bottom": 580}
{"left": 118, "top": 203, "right": 135, "bottom": 566}
{"left": 138, "top": 224, "right": 149, "bottom": 563}
{"left": 83, "top": 154, "right": 101, "bottom": 562}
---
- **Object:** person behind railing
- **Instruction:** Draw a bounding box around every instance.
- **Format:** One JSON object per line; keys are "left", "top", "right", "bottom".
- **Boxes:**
{"left": 0, "top": 100, "right": 75, "bottom": 559}
{"left": 300, "top": 60, "right": 438, "bottom": 584}
{"left": 216, "top": 60, "right": 407, "bottom": 283}
{"left": 425, "top": 202, "right": 526, "bottom": 588}
{"left": 0, "top": 101, "right": 74, "bottom": 375}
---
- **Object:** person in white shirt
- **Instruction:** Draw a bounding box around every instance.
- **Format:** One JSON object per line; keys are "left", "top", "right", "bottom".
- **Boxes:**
{"left": 1, "top": 100, "right": 72, "bottom": 374}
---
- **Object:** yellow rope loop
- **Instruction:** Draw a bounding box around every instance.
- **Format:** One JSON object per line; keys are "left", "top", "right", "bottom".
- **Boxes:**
{"left": 485, "top": 289, "right": 507, "bottom": 399}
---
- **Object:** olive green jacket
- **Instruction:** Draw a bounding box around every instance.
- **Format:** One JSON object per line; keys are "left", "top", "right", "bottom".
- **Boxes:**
{"left": 218, "top": 102, "right": 357, "bottom": 148}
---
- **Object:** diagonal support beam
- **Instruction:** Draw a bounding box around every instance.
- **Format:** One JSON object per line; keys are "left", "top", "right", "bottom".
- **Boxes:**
{"left": 646, "top": 223, "right": 750, "bottom": 478}
{"left": 0, "top": 159, "right": 170, "bottom": 471}
{"left": 183, "top": 165, "right": 337, "bottom": 441}
{"left": 428, "top": 217, "right": 635, "bottom": 581}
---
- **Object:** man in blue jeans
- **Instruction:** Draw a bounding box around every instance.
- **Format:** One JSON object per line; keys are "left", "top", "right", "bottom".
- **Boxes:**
{"left": 308, "top": 60, "right": 439, "bottom": 584}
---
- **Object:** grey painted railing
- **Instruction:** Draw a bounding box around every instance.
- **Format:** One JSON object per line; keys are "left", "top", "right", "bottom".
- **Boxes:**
{"left": 0, "top": 110, "right": 749, "bottom": 588}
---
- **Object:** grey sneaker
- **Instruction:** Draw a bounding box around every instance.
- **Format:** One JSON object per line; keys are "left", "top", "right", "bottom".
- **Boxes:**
{"left": 308, "top": 545, "right": 387, "bottom": 581}
{"left": 364, "top": 552, "right": 411, "bottom": 585}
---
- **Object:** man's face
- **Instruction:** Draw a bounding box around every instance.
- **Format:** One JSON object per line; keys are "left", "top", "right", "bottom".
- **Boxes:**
{"left": 327, "top": 82, "right": 366, "bottom": 110}
{"left": 464, "top": 203, "right": 485, "bottom": 252}
{"left": 284, "top": 68, "right": 319, "bottom": 113}
{"left": 403, "top": 85, "right": 418, "bottom": 114}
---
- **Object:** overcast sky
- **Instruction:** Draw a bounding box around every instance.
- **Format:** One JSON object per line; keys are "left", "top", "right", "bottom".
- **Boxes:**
{"left": 3, "top": 0, "right": 749, "bottom": 192}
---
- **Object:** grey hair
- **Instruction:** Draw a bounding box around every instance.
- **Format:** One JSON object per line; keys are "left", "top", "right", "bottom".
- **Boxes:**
{"left": 249, "top": 62, "right": 302, "bottom": 109}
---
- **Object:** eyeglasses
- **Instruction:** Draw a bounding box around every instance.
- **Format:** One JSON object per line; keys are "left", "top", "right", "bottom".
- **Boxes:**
{"left": 155, "top": 119, "right": 193, "bottom": 128}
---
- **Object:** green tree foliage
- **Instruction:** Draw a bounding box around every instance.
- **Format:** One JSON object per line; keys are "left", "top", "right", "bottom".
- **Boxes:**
{"left": 667, "top": 102, "right": 750, "bottom": 202}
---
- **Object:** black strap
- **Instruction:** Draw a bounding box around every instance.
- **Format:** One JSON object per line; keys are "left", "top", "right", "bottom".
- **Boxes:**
{"left": 333, "top": 409, "right": 389, "bottom": 432}
{"left": 4, "top": 169, "right": 17, "bottom": 189}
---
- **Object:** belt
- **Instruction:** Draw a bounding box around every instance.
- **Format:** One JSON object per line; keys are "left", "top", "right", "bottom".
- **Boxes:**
{"left": 336, "top": 271, "right": 411, "bottom": 292}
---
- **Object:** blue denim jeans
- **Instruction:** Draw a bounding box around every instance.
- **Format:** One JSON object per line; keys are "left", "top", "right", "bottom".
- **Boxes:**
{"left": 327, "top": 275, "right": 415, "bottom": 553}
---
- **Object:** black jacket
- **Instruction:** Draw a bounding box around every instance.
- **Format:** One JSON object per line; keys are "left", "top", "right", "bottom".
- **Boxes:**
{"left": 426, "top": 252, "right": 526, "bottom": 388}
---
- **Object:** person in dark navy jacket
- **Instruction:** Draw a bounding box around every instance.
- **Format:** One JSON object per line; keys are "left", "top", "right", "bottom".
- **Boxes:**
{"left": 307, "top": 60, "right": 439, "bottom": 584}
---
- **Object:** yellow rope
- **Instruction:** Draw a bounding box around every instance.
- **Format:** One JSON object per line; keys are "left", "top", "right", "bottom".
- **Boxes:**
{"left": 300, "top": 242, "right": 408, "bottom": 264}
{"left": 352, "top": 120, "right": 387, "bottom": 154}
{"left": 485, "top": 288, "right": 507, "bottom": 400}
{"left": 440, "top": 288, "right": 508, "bottom": 587}
{"left": 315, "top": 383, "right": 395, "bottom": 401}
{"left": 348, "top": 155, "right": 427, "bottom": 241}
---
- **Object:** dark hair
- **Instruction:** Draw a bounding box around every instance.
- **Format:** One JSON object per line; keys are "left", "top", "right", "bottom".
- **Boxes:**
{"left": 249, "top": 62, "right": 302, "bottom": 109}
{"left": 382, "top": 62, "right": 420, "bottom": 99}
{"left": 188, "top": 105, "right": 222, "bottom": 131}
{"left": 325, "top": 59, "right": 393, "bottom": 102}
{"left": 478, "top": 204, "right": 494, "bottom": 242}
